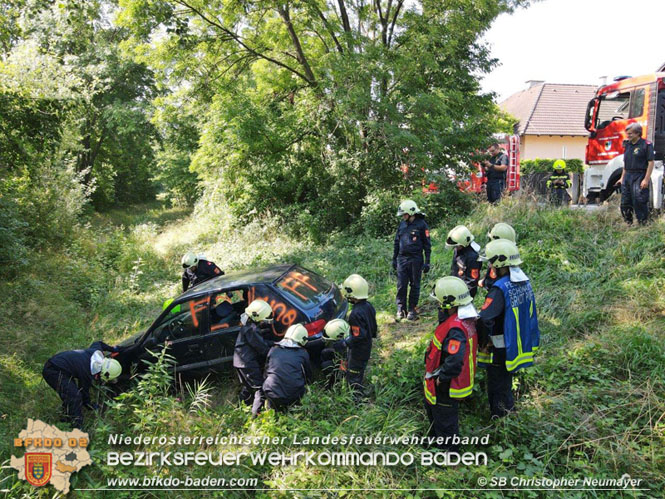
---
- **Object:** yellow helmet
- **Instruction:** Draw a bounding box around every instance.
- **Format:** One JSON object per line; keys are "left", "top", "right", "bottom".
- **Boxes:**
{"left": 553, "top": 159, "right": 566, "bottom": 170}
{"left": 340, "top": 274, "right": 369, "bottom": 300}
{"left": 488, "top": 223, "right": 516, "bottom": 243}
{"left": 100, "top": 358, "right": 122, "bottom": 382}
{"left": 430, "top": 276, "right": 473, "bottom": 309}
{"left": 479, "top": 239, "right": 522, "bottom": 268}
{"left": 245, "top": 299, "right": 273, "bottom": 323}
{"left": 323, "top": 319, "right": 350, "bottom": 341}
{"left": 284, "top": 324, "right": 308, "bottom": 346}
{"left": 446, "top": 225, "right": 474, "bottom": 248}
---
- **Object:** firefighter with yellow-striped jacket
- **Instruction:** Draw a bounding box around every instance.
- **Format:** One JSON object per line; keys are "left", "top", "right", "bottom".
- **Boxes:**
{"left": 546, "top": 160, "right": 571, "bottom": 205}
{"left": 477, "top": 239, "right": 540, "bottom": 419}
{"left": 424, "top": 277, "right": 479, "bottom": 452}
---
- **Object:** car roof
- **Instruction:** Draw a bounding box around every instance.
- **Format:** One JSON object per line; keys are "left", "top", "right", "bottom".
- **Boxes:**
{"left": 177, "top": 263, "right": 297, "bottom": 302}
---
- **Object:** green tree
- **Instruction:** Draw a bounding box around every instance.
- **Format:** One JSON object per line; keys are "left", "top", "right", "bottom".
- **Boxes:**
{"left": 118, "top": 0, "right": 522, "bottom": 234}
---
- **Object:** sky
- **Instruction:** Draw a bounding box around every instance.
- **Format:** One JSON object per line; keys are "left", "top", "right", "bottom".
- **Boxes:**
{"left": 480, "top": 0, "right": 665, "bottom": 102}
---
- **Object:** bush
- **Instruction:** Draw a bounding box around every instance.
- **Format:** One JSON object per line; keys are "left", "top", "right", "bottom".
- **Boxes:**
{"left": 521, "top": 158, "right": 583, "bottom": 174}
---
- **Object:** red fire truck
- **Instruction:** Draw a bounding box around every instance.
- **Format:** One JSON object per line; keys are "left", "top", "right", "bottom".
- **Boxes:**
{"left": 456, "top": 134, "right": 521, "bottom": 195}
{"left": 583, "top": 73, "right": 665, "bottom": 207}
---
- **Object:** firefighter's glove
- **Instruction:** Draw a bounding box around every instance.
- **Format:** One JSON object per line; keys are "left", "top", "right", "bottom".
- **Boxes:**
{"left": 423, "top": 263, "right": 430, "bottom": 274}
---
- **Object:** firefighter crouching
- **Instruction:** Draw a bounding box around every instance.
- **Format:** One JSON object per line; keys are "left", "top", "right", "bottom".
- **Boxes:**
{"left": 253, "top": 324, "right": 312, "bottom": 416}
{"left": 546, "top": 160, "right": 571, "bottom": 205}
{"left": 233, "top": 299, "right": 275, "bottom": 406}
{"left": 181, "top": 252, "right": 224, "bottom": 292}
{"left": 42, "top": 341, "right": 122, "bottom": 428}
{"left": 477, "top": 239, "right": 540, "bottom": 418}
{"left": 319, "top": 319, "right": 351, "bottom": 389}
{"left": 479, "top": 223, "right": 517, "bottom": 290}
{"left": 424, "top": 277, "right": 479, "bottom": 452}
{"left": 340, "top": 274, "right": 377, "bottom": 400}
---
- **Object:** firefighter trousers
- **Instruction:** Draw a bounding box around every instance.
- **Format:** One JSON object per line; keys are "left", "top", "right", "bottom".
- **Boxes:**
{"left": 621, "top": 171, "right": 649, "bottom": 224}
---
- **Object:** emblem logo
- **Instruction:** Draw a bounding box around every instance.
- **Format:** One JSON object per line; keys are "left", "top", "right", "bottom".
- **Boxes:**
{"left": 25, "top": 453, "right": 52, "bottom": 487}
{"left": 605, "top": 141, "right": 612, "bottom": 151}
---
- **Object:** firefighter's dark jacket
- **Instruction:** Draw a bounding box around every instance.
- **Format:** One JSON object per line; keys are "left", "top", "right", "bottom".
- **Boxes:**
{"left": 345, "top": 300, "right": 377, "bottom": 363}
{"left": 477, "top": 286, "right": 505, "bottom": 352}
{"left": 262, "top": 344, "right": 312, "bottom": 401}
{"left": 182, "top": 259, "right": 223, "bottom": 292}
{"left": 47, "top": 341, "right": 115, "bottom": 404}
{"left": 392, "top": 215, "right": 431, "bottom": 264}
{"left": 233, "top": 323, "right": 273, "bottom": 369}
{"left": 450, "top": 245, "right": 482, "bottom": 296}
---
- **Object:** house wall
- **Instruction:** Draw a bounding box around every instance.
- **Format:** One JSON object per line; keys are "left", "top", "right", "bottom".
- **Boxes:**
{"left": 520, "top": 135, "right": 588, "bottom": 160}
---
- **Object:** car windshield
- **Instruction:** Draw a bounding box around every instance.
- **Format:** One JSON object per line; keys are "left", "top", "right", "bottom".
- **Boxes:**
{"left": 275, "top": 268, "right": 331, "bottom": 308}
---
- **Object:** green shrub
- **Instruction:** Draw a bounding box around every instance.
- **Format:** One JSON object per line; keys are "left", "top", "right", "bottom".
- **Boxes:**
{"left": 521, "top": 158, "right": 584, "bottom": 174}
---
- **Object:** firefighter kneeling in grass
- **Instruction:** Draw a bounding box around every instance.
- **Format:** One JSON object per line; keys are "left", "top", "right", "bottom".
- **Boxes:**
{"left": 424, "top": 277, "right": 479, "bottom": 453}
{"left": 477, "top": 239, "right": 540, "bottom": 419}
{"left": 319, "top": 319, "right": 351, "bottom": 389}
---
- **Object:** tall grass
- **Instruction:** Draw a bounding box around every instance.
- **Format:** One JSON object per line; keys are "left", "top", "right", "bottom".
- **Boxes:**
{"left": 2, "top": 197, "right": 664, "bottom": 496}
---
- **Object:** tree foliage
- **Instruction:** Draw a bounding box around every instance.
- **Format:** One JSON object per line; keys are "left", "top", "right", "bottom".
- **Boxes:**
{"left": 117, "top": 0, "right": 522, "bottom": 234}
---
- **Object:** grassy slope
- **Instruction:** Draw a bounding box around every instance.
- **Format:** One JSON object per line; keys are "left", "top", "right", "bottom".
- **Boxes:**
{"left": 1, "top": 198, "right": 664, "bottom": 497}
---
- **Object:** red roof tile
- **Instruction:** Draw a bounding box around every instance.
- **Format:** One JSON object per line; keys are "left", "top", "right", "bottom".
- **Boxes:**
{"left": 500, "top": 83, "right": 598, "bottom": 136}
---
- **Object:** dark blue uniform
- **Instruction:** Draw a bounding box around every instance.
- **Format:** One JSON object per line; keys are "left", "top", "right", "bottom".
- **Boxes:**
{"left": 42, "top": 341, "right": 116, "bottom": 427}
{"left": 253, "top": 343, "right": 312, "bottom": 415}
{"left": 486, "top": 152, "right": 508, "bottom": 203}
{"left": 233, "top": 323, "right": 274, "bottom": 405}
{"left": 477, "top": 287, "right": 513, "bottom": 418}
{"left": 345, "top": 300, "right": 377, "bottom": 398}
{"left": 393, "top": 216, "right": 431, "bottom": 314}
{"left": 182, "top": 259, "right": 224, "bottom": 292}
{"left": 621, "top": 138, "right": 654, "bottom": 224}
{"left": 450, "top": 245, "right": 482, "bottom": 298}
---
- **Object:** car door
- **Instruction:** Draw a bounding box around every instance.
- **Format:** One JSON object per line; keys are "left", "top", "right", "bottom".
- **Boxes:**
{"left": 201, "top": 288, "right": 248, "bottom": 370}
{"left": 145, "top": 295, "right": 210, "bottom": 372}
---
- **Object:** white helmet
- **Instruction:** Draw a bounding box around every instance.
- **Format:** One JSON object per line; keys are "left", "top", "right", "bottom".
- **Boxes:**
{"left": 244, "top": 299, "right": 273, "bottom": 323}
{"left": 181, "top": 252, "right": 199, "bottom": 269}
{"left": 323, "top": 319, "right": 350, "bottom": 341}
{"left": 397, "top": 199, "right": 420, "bottom": 217}
{"left": 284, "top": 324, "right": 308, "bottom": 346}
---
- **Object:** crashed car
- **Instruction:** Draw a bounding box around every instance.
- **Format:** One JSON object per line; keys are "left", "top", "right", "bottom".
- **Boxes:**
{"left": 115, "top": 264, "right": 347, "bottom": 377}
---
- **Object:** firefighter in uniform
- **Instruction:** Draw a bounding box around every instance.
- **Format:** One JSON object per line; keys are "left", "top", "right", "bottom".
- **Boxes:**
{"left": 42, "top": 341, "right": 122, "bottom": 427}
{"left": 477, "top": 239, "right": 540, "bottom": 418}
{"left": 483, "top": 143, "right": 509, "bottom": 203}
{"left": 319, "top": 319, "right": 351, "bottom": 389}
{"left": 424, "top": 277, "right": 479, "bottom": 452}
{"left": 233, "top": 300, "right": 275, "bottom": 405}
{"left": 546, "top": 160, "right": 572, "bottom": 205}
{"left": 340, "top": 274, "right": 377, "bottom": 399}
{"left": 392, "top": 200, "right": 431, "bottom": 321}
{"left": 479, "top": 223, "right": 516, "bottom": 290}
{"left": 253, "top": 324, "right": 312, "bottom": 416}
{"left": 616, "top": 123, "right": 655, "bottom": 225}
{"left": 446, "top": 225, "right": 482, "bottom": 298}
{"left": 181, "top": 252, "right": 224, "bottom": 292}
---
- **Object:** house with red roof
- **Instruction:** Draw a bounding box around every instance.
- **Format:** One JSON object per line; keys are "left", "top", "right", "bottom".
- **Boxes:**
{"left": 500, "top": 81, "right": 597, "bottom": 160}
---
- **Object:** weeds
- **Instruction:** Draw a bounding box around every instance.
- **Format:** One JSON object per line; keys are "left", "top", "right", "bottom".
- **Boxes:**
{"left": 2, "top": 198, "right": 664, "bottom": 496}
